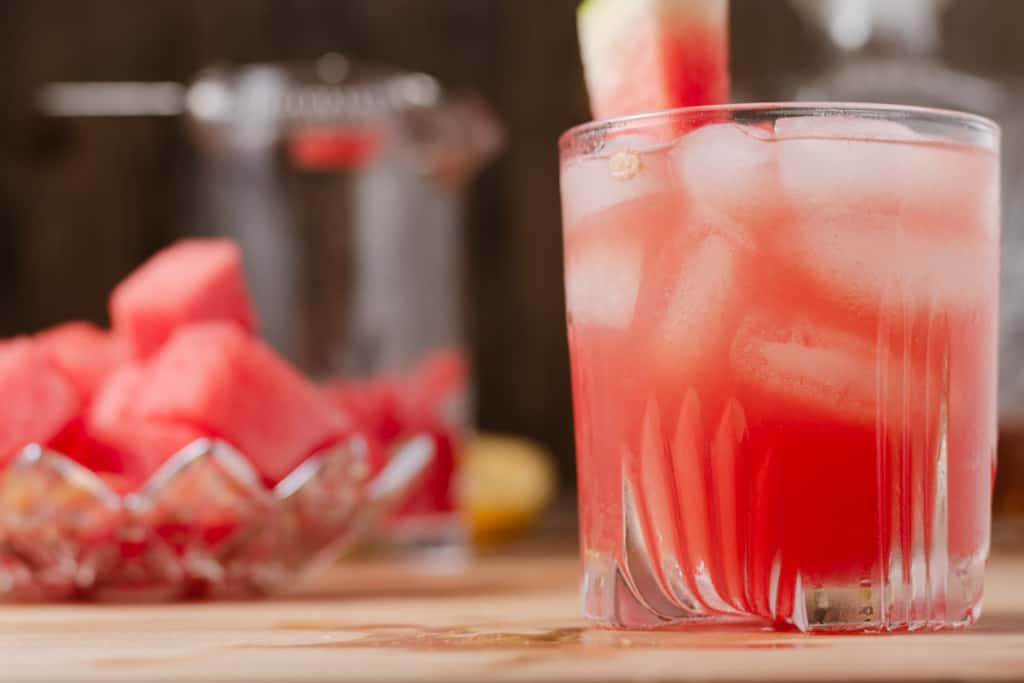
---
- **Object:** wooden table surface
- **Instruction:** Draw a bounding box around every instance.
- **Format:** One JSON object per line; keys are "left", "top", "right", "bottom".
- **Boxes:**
{"left": 1, "top": 544, "right": 1023, "bottom": 683}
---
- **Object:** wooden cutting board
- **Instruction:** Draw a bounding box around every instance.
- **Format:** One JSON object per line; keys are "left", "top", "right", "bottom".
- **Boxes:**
{"left": 1, "top": 547, "right": 1022, "bottom": 682}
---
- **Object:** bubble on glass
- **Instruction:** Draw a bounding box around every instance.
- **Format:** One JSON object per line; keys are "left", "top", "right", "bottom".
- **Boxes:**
{"left": 609, "top": 151, "right": 641, "bottom": 180}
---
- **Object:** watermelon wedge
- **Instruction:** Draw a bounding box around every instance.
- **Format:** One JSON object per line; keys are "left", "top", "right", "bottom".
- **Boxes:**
{"left": 578, "top": 0, "right": 729, "bottom": 120}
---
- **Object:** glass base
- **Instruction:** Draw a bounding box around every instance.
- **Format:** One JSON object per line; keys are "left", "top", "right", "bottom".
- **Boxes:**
{"left": 583, "top": 551, "right": 718, "bottom": 629}
{"left": 362, "top": 512, "right": 470, "bottom": 570}
{"left": 581, "top": 549, "right": 985, "bottom": 633}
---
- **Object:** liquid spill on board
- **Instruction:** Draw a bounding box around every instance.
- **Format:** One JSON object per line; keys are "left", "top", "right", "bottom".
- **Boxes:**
{"left": 251, "top": 621, "right": 814, "bottom": 652}
{"left": 87, "top": 614, "right": 1024, "bottom": 671}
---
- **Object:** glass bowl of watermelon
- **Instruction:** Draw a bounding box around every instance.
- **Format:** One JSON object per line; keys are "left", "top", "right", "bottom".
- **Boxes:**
{"left": 0, "top": 239, "right": 438, "bottom": 601}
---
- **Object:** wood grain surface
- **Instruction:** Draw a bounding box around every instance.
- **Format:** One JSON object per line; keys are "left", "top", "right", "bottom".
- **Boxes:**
{"left": 1, "top": 547, "right": 1022, "bottom": 683}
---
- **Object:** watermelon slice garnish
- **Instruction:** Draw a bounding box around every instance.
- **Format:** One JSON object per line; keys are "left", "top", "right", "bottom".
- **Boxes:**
{"left": 578, "top": 0, "right": 729, "bottom": 120}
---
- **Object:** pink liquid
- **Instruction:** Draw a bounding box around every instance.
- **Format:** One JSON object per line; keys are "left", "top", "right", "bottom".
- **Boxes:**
{"left": 562, "top": 116, "right": 998, "bottom": 631}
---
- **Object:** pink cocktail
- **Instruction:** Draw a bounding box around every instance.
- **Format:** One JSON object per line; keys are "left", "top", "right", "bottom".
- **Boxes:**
{"left": 560, "top": 104, "right": 999, "bottom": 632}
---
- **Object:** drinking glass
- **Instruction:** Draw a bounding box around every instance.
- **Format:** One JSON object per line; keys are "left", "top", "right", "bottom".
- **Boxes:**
{"left": 559, "top": 103, "right": 999, "bottom": 632}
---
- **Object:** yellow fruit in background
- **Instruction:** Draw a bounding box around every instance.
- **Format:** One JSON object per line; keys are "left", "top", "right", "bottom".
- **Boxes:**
{"left": 461, "top": 433, "right": 557, "bottom": 545}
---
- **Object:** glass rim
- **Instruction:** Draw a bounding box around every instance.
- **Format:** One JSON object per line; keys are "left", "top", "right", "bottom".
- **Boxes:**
{"left": 559, "top": 101, "right": 1000, "bottom": 151}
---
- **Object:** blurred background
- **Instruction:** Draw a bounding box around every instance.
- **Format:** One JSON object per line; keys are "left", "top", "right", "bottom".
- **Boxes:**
{"left": 1, "top": 0, "right": 1023, "bottom": 522}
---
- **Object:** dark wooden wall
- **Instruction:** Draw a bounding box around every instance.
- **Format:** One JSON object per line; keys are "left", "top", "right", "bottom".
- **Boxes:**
{"left": 1, "top": 1, "right": 1022, "bottom": 483}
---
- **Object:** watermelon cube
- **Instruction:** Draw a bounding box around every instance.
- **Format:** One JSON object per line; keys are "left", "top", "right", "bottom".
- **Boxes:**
{"left": 48, "top": 417, "right": 128, "bottom": 475}
{"left": 394, "top": 421, "right": 459, "bottom": 517}
{"left": 323, "top": 377, "right": 402, "bottom": 478}
{"left": 36, "top": 321, "right": 124, "bottom": 401}
{"left": 323, "top": 350, "right": 468, "bottom": 516}
{"left": 87, "top": 365, "right": 204, "bottom": 481}
{"left": 137, "top": 322, "right": 348, "bottom": 483}
{"left": 398, "top": 351, "right": 467, "bottom": 515}
{"left": 323, "top": 376, "right": 404, "bottom": 447}
{"left": 402, "top": 350, "right": 468, "bottom": 426}
{"left": 0, "top": 338, "right": 80, "bottom": 467}
{"left": 110, "top": 239, "right": 258, "bottom": 359}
